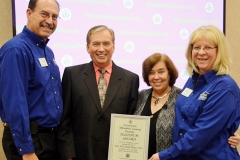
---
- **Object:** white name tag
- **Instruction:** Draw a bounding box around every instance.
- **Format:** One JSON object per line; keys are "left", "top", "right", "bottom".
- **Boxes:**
{"left": 38, "top": 58, "right": 48, "bottom": 67}
{"left": 181, "top": 88, "right": 193, "bottom": 97}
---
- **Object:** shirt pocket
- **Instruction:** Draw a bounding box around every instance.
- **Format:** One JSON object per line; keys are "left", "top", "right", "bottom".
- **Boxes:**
{"left": 181, "top": 99, "right": 205, "bottom": 126}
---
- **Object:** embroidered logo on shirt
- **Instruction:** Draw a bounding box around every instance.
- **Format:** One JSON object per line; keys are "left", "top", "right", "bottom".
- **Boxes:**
{"left": 198, "top": 91, "right": 210, "bottom": 101}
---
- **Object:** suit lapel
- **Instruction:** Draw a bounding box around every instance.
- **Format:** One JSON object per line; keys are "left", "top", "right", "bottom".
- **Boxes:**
{"left": 83, "top": 62, "right": 102, "bottom": 112}
{"left": 102, "top": 63, "right": 122, "bottom": 111}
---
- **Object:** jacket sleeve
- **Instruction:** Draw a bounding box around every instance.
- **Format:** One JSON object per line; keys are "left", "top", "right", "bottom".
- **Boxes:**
{"left": 57, "top": 67, "right": 76, "bottom": 159}
{"left": 126, "top": 74, "right": 139, "bottom": 114}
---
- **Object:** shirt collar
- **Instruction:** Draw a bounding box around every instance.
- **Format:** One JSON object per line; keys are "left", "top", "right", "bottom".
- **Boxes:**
{"left": 23, "top": 26, "right": 49, "bottom": 48}
{"left": 192, "top": 70, "right": 217, "bottom": 84}
{"left": 93, "top": 61, "right": 112, "bottom": 74}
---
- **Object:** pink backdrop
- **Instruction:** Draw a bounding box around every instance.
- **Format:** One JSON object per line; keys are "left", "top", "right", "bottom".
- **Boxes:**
{"left": 15, "top": 0, "right": 224, "bottom": 90}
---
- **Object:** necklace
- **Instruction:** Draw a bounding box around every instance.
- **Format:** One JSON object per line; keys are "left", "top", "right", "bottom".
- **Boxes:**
{"left": 152, "top": 89, "right": 171, "bottom": 105}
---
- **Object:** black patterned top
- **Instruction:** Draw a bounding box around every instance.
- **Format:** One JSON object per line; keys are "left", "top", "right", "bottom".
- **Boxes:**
{"left": 134, "top": 86, "right": 181, "bottom": 154}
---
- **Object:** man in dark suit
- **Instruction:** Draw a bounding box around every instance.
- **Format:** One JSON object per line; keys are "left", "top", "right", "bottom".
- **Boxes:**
{"left": 58, "top": 25, "right": 139, "bottom": 160}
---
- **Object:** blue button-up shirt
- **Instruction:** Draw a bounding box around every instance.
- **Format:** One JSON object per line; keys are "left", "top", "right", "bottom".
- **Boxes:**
{"left": 160, "top": 70, "right": 240, "bottom": 160}
{"left": 0, "top": 26, "right": 63, "bottom": 155}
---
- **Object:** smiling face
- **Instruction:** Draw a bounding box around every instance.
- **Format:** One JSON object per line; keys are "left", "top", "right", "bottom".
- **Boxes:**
{"left": 86, "top": 29, "right": 115, "bottom": 68}
{"left": 192, "top": 37, "right": 217, "bottom": 74}
{"left": 148, "top": 61, "right": 170, "bottom": 94}
{"left": 26, "top": 0, "right": 59, "bottom": 40}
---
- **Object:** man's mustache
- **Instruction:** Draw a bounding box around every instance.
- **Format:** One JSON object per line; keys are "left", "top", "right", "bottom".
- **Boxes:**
{"left": 40, "top": 22, "right": 55, "bottom": 30}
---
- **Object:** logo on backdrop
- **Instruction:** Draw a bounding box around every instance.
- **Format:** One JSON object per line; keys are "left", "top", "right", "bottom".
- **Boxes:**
{"left": 123, "top": 0, "right": 134, "bottom": 9}
{"left": 152, "top": 14, "right": 162, "bottom": 25}
{"left": 61, "top": 55, "right": 73, "bottom": 67}
{"left": 124, "top": 41, "right": 135, "bottom": 53}
{"left": 179, "top": 29, "right": 188, "bottom": 39}
{"left": 180, "top": 69, "right": 189, "bottom": 80}
{"left": 59, "top": 8, "right": 72, "bottom": 20}
{"left": 205, "top": 2, "right": 214, "bottom": 13}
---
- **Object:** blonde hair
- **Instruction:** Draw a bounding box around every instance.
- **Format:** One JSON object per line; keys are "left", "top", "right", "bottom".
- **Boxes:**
{"left": 86, "top": 25, "right": 115, "bottom": 44}
{"left": 185, "top": 25, "right": 231, "bottom": 76}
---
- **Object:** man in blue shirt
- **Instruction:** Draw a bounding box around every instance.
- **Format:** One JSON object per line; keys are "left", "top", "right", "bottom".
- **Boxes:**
{"left": 0, "top": 0, "right": 62, "bottom": 159}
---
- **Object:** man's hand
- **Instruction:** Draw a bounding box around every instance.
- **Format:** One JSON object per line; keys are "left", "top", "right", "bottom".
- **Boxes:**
{"left": 22, "top": 152, "right": 38, "bottom": 160}
{"left": 149, "top": 153, "right": 160, "bottom": 160}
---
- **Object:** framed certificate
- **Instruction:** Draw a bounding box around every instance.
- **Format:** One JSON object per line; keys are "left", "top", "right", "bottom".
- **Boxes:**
{"left": 108, "top": 114, "right": 150, "bottom": 160}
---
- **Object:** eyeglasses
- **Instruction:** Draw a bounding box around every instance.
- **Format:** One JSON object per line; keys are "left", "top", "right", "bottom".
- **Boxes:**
{"left": 192, "top": 46, "right": 217, "bottom": 52}
{"left": 36, "top": 10, "right": 59, "bottom": 20}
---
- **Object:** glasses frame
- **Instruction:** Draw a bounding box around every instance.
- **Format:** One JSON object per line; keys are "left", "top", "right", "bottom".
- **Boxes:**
{"left": 34, "top": 10, "right": 59, "bottom": 21}
{"left": 191, "top": 45, "right": 218, "bottom": 52}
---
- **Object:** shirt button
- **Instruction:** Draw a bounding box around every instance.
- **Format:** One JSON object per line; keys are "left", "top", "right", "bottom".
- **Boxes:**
{"left": 54, "top": 91, "right": 57, "bottom": 94}
{"left": 58, "top": 106, "right": 60, "bottom": 109}
{"left": 182, "top": 119, "right": 184, "bottom": 121}
{"left": 19, "top": 148, "right": 22, "bottom": 152}
{"left": 52, "top": 77, "right": 54, "bottom": 79}
{"left": 180, "top": 132, "right": 182, "bottom": 136}
{"left": 12, "top": 134, "right": 15, "bottom": 136}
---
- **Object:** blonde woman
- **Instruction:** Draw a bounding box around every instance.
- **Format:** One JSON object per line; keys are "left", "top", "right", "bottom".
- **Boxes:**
{"left": 150, "top": 25, "right": 240, "bottom": 160}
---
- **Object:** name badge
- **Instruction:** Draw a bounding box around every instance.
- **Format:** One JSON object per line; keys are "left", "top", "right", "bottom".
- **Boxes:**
{"left": 38, "top": 58, "right": 48, "bottom": 67}
{"left": 181, "top": 88, "right": 193, "bottom": 97}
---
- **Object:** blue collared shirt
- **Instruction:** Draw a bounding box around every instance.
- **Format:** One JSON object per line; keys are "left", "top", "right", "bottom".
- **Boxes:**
{"left": 160, "top": 70, "right": 240, "bottom": 160}
{"left": 0, "top": 26, "right": 63, "bottom": 155}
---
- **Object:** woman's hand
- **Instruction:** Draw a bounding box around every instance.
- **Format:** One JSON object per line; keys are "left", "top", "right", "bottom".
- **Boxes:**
{"left": 22, "top": 153, "right": 38, "bottom": 160}
{"left": 149, "top": 153, "right": 160, "bottom": 160}
{"left": 228, "top": 133, "right": 240, "bottom": 148}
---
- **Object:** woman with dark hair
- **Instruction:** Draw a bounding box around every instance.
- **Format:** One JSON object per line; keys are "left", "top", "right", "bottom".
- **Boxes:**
{"left": 134, "top": 53, "right": 181, "bottom": 158}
